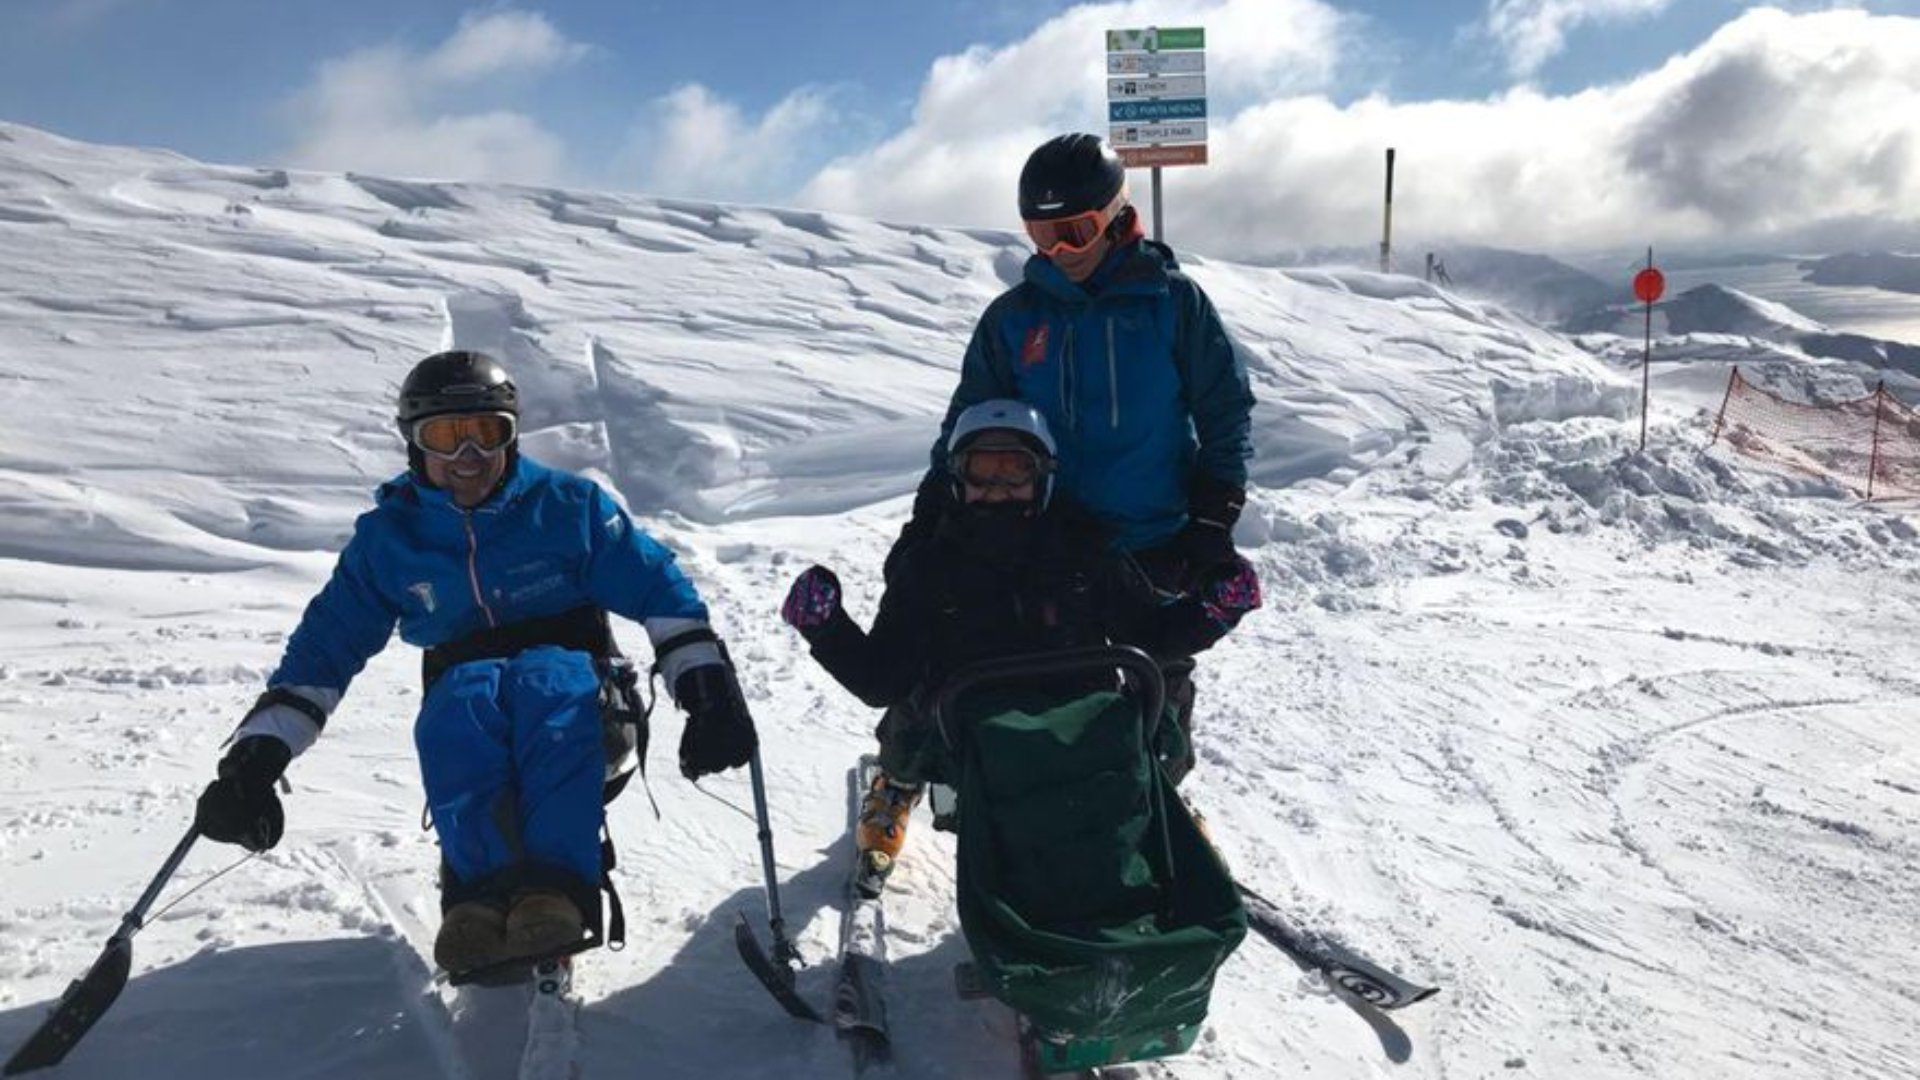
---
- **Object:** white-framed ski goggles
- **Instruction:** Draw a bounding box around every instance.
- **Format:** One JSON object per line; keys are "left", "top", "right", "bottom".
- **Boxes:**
{"left": 410, "top": 412, "right": 517, "bottom": 459}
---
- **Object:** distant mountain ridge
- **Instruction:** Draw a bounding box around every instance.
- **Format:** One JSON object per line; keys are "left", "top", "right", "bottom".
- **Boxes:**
{"left": 1800, "top": 252, "right": 1920, "bottom": 295}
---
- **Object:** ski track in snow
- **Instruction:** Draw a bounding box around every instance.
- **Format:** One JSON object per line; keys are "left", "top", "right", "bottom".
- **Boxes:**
{"left": 2, "top": 122, "right": 1918, "bottom": 1079}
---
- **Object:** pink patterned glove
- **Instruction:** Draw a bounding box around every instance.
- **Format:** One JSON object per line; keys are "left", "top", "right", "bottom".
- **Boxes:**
{"left": 781, "top": 566, "right": 843, "bottom": 631}
{"left": 1201, "top": 556, "right": 1261, "bottom": 629}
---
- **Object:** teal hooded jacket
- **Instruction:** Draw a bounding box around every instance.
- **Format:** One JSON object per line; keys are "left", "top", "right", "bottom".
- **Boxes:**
{"left": 931, "top": 239, "right": 1254, "bottom": 550}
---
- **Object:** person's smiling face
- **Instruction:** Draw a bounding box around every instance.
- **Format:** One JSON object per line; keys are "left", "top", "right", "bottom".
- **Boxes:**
{"left": 424, "top": 444, "right": 508, "bottom": 507}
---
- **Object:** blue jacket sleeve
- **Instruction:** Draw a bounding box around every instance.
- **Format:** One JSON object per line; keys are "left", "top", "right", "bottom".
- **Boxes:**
{"left": 582, "top": 486, "right": 709, "bottom": 625}
{"left": 1173, "top": 276, "right": 1255, "bottom": 489}
{"left": 928, "top": 299, "right": 1020, "bottom": 468}
{"left": 269, "top": 523, "right": 400, "bottom": 695}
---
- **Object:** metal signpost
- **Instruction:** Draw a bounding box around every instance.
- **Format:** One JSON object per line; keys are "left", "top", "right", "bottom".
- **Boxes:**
{"left": 1632, "top": 249, "right": 1666, "bottom": 452}
{"left": 1106, "top": 26, "right": 1208, "bottom": 243}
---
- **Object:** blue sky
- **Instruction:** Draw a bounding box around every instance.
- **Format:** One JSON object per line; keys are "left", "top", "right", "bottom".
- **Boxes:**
{"left": 1, "top": 0, "right": 1825, "bottom": 172}
{"left": 6, "top": 1, "right": 1920, "bottom": 256}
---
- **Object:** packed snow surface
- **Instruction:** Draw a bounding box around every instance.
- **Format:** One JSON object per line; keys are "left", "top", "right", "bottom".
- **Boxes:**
{"left": 1, "top": 122, "right": 1916, "bottom": 1079}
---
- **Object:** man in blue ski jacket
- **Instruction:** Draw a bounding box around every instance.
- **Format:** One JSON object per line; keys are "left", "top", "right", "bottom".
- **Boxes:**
{"left": 194, "top": 350, "right": 757, "bottom": 977}
{"left": 889, "top": 132, "right": 1257, "bottom": 780}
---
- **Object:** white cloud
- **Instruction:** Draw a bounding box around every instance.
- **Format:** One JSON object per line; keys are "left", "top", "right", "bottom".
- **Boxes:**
{"left": 793, "top": 5, "right": 1920, "bottom": 259}
{"left": 424, "top": 9, "right": 592, "bottom": 83}
{"left": 281, "top": 9, "right": 586, "bottom": 185}
{"left": 620, "top": 84, "right": 840, "bottom": 202}
{"left": 1482, "top": 0, "right": 1676, "bottom": 79}
{"left": 799, "top": 0, "right": 1350, "bottom": 229}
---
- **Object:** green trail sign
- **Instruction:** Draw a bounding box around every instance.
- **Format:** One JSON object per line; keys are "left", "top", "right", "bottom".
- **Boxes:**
{"left": 1106, "top": 27, "right": 1205, "bottom": 52}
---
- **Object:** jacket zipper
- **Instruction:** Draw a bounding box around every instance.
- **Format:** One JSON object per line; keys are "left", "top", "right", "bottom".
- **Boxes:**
{"left": 462, "top": 512, "right": 498, "bottom": 628}
{"left": 1106, "top": 316, "right": 1119, "bottom": 429}
{"left": 1062, "top": 322, "right": 1079, "bottom": 432}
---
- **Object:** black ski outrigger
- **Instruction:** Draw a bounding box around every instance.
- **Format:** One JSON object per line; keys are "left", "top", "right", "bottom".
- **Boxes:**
{"left": 732, "top": 745, "right": 824, "bottom": 1023}
{"left": 5, "top": 826, "right": 200, "bottom": 1076}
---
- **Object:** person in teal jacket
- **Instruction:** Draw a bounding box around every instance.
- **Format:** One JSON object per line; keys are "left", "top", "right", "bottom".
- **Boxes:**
{"left": 193, "top": 350, "right": 757, "bottom": 977}
{"left": 892, "top": 133, "right": 1256, "bottom": 585}
{"left": 887, "top": 132, "right": 1257, "bottom": 780}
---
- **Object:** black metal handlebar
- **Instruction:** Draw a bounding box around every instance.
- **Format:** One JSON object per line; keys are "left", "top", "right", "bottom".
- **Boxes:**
{"left": 931, "top": 645, "right": 1167, "bottom": 752}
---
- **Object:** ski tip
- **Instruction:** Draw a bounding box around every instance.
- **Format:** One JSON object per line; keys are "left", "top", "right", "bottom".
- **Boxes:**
{"left": 1401, "top": 984, "right": 1441, "bottom": 1007}
{"left": 1330, "top": 970, "right": 1440, "bottom": 1011}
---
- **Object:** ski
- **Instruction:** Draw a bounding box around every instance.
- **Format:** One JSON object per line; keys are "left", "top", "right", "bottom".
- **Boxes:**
{"left": 1238, "top": 883, "right": 1439, "bottom": 1010}
{"left": 517, "top": 957, "right": 579, "bottom": 1080}
{"left": 433, "top": 957, "right": 584, "bottom": 1080}
{"left": 833, "top": 756, "right": 892, "bottom": 1073}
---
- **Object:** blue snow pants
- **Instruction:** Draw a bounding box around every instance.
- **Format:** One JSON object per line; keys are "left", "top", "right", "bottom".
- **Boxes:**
{"left": 415, "top": 646, "right": 607, "bottom": 892}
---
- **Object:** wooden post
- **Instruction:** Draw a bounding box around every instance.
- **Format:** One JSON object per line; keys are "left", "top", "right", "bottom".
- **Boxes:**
{"left": 1640, "top": 246, "right": 1654, "bottom": 453}
{"left": 1379, "top": 148, "right": 1395, "bottom": 273}
{"left": 1710, "top": 367, "right": 1738, "bottom": 447}
{"left": 1867, "top": 380, "right": 1887, "bottom": 500}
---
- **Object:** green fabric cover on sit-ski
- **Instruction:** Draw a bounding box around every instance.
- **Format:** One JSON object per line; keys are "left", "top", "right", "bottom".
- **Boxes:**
{"left": 952, "top": 685, "right": 1246, "bottom": 1050}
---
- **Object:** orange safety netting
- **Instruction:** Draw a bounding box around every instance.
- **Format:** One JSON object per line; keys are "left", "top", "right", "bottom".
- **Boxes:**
{"left": 1710, "top": 368, "right": 1920, "bottom": 500}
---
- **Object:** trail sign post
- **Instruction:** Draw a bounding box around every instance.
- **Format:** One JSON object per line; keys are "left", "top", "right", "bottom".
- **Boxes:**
{"left": 1105, "top": 26, "right": 1207, "bottom": 244}
{"left": 1634, "top": 250, "right": 1665, "bottom": 452}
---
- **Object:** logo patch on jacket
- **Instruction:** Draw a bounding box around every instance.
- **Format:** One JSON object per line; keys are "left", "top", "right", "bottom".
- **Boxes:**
{"left": 408, "top": 582, "right": 437, "bottom": 614}
{"left": 1021, "top": 324, "right": 1050, "bottom": 367}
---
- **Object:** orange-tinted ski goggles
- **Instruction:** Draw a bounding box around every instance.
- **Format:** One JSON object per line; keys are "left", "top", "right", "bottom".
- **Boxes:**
{"left": 411, "top": 412, "right": 516, "bottom": 458}
{"left": 1023, "top": 189, "right": 1128, "bottom": 257}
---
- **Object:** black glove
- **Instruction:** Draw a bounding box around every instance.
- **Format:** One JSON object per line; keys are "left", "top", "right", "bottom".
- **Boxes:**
{"left": 675, "top": 661, "right": 758, "bottom": 779}
{"left": 195, "top": 735, "right": 292, "bottom": 851}
{"left": 1177, "top": 475, "right": 1247, "bottom": 592}
{"left": 1175, "top": 519, "right": 1238, "bottom": 592}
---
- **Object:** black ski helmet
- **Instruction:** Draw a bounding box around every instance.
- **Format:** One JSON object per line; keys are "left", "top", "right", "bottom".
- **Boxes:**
{"left": 1018, "top": 133, "right": 1127, "bottom": 221}
{"left": 397, "top": 350, "right": 519, "bottom": 429}
{"left": 396, "top": 350, "right": 519, "bottom": 477}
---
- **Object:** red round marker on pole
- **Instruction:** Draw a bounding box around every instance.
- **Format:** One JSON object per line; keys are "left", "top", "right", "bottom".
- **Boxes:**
{"left": 1633, "top": 267, "right": 1666, "bottom": 305}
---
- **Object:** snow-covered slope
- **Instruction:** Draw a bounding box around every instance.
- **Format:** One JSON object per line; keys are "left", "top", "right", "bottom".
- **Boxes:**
{"left": 2, "top": 122, "right": 1917, "bottom": 1080}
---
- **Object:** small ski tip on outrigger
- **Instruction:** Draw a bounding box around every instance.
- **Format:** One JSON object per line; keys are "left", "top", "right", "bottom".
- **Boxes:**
{"left": 732, "top": 747, "right": 826, "bottom": 1023}
{"left": 5, "top": 827, "right": 201, "bottom": 1076}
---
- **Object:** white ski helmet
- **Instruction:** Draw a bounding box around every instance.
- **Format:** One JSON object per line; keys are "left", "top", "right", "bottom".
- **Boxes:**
{"left": 947, "top": 399, "right": 1058, "bottom": 508}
